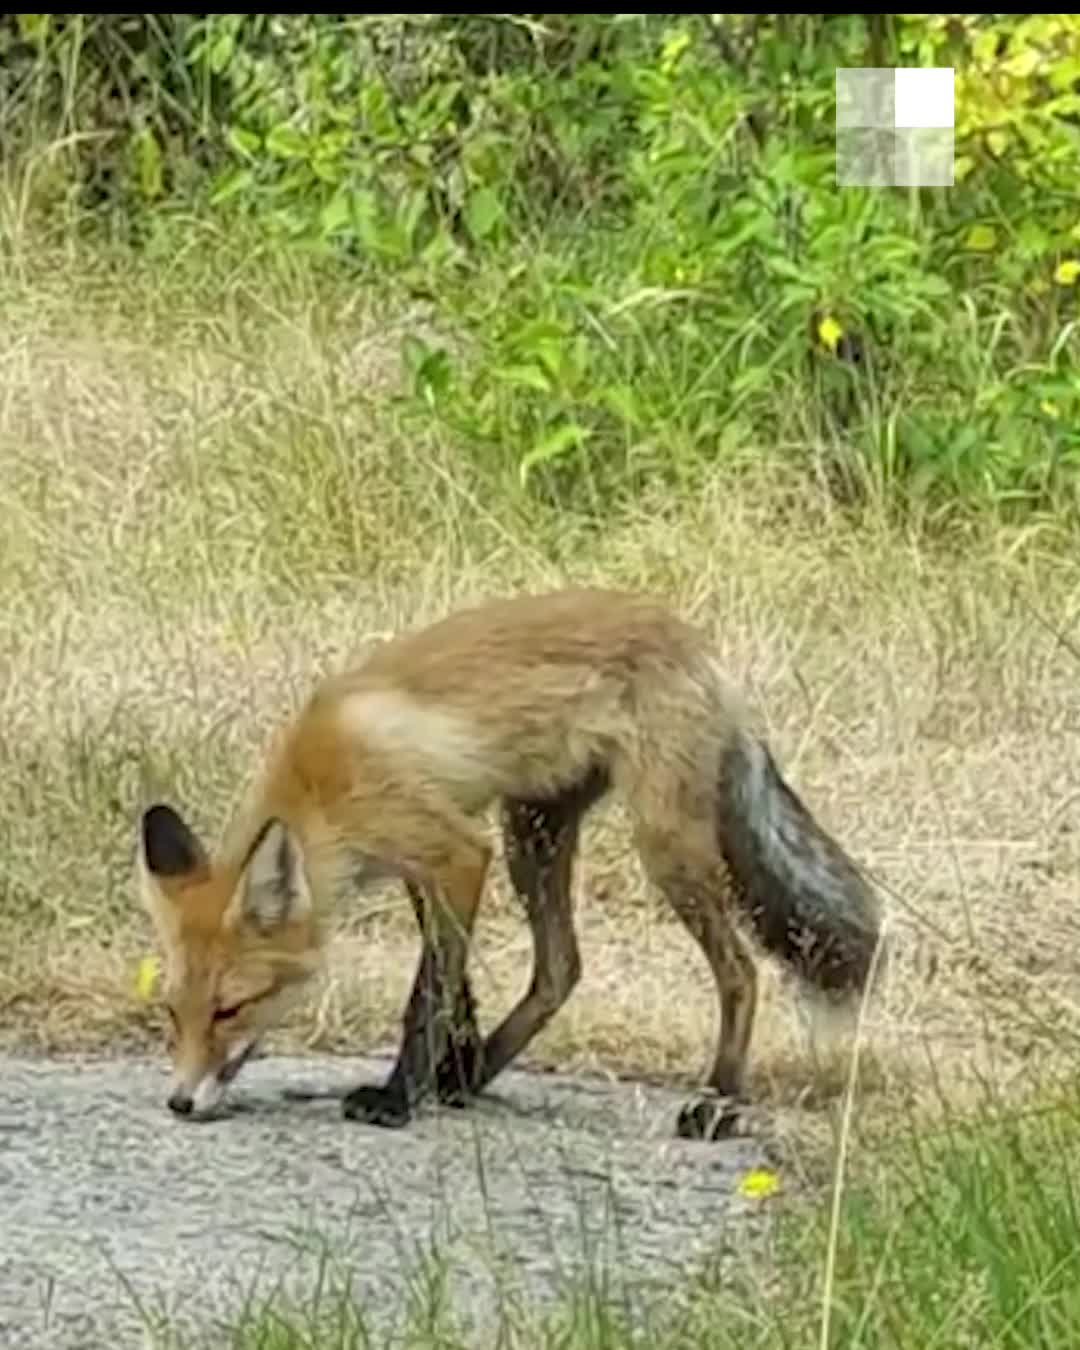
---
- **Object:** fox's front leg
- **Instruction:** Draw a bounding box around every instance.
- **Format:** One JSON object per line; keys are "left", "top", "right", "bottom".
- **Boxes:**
{"left": 407, "top": 881, "right": 484, "bottom": 1108}
{"left": 343, "top": 838, "right": 489, "bottom": 1128}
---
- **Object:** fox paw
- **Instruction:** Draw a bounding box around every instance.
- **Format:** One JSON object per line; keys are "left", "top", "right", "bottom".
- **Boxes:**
{"left": 342, "top": 1084, "right": 412, "bottom": 1129}
{"left": 675, "top": 1094, "right": 742, "bottom": 1141}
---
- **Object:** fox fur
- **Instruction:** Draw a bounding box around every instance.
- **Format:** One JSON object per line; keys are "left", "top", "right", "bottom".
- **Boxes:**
{"left": 137, "top": 587, "right": 885, "bottom": 1137}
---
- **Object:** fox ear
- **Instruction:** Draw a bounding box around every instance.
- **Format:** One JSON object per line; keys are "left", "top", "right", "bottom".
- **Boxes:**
{"left": 228, "top": 818, "right": 312, "bottom": 934}
{"left": 140, "top": 804, "right": 209, "bottom": 881}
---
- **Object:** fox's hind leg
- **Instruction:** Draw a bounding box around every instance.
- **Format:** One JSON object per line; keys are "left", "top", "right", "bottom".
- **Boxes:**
{"left": 632, "top": 820, "right": 759, "bottom": 1141}
{"left": 472, "top": 765, "right": 609, "bottom": 1093}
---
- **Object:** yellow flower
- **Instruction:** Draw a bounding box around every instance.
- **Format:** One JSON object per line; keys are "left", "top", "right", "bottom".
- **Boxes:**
{"left": 738, "top": 1167, "right": 781, "bottom": 1199}
{"left": 133, "top": 954, "right": 160, "bottom": 1002}
{"left": 817, "top": 315, "right": 844, "bottom": 353}
{"left": 1054, "top": 259, "right": 1080, "bottom": 286}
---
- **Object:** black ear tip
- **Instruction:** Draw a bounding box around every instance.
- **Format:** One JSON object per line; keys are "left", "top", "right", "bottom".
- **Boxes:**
{"left": 143, "top": 801, "right": 179, "bottom": 828}
{"left": 142, "top": 803, "right": 205, "bottom": 878}
{"left": 141, "top": 802, "right": 175, "bottom": 846}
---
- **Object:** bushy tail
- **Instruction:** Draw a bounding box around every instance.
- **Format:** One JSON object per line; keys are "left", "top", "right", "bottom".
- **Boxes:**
{"left": 715, "top": 728, "right": 885, "bottom": 997}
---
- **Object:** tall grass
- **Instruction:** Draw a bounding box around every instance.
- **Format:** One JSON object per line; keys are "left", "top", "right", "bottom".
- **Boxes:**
{"left": 2, "top": 221, "right": 1079, "bottom": 1101}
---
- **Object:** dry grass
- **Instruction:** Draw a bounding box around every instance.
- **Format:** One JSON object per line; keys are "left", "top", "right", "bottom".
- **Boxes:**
{"left": 3, "top": 237, "right": 1080, "bottom": 1152}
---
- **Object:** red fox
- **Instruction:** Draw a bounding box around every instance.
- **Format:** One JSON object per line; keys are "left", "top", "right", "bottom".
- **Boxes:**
{"left": 138, "top": 587, "right": 885, "bottom": 1137}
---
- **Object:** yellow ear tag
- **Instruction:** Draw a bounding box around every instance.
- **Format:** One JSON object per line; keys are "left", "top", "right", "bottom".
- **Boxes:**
{"left": 133, "top": 955, "right": 161, "bottom": 1002}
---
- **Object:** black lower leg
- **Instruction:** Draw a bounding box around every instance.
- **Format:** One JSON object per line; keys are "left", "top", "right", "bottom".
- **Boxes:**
{"left": 343, "top": 883, "right": 476, "bottom": 1127}
{"left": 343, "top": 934, "right": 466, "bottom": 1126}
{"left": 434, "top": 976, "right": 482, "bottom": 1106}
{"left": 403, "top": 881, "right": 482, "bottom": 1105}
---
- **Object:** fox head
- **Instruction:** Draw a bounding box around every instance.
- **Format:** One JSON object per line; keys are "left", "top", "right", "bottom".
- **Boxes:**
{"left": 137, "top": 803, "right": 322, "bottom": 1120}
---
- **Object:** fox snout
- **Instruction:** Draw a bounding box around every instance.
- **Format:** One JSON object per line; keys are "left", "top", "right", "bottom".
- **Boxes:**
{"left": 168, "top": 1088, "right": 195, "bottom": 1117}
{"left": 167, "top": 1073, "right": 224, "bottom": 1121}
{"left": 167, "top": 1037, "right": 259, "bottom": 1121}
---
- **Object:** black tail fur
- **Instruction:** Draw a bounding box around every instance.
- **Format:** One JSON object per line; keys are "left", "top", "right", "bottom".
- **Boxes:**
{"left": 716, "top": 729, "right": 884, "bottom": 995}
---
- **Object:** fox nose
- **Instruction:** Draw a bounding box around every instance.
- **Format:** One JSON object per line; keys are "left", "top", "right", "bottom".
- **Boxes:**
{"left": 167, "top": 1089, "right": 194, "bottom": 1116}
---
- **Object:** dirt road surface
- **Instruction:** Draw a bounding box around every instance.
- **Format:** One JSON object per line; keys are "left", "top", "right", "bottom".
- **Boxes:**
{"left": 0, "top": 1051, "right": 775, "bottom": 1347}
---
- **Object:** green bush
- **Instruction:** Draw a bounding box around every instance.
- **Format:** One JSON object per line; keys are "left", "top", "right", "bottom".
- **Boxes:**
{"left": 3, "top": 13, "right": 1078, "bottom": 522}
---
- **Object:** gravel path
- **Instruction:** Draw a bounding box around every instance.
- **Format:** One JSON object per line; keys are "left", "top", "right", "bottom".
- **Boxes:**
{"left": 0, "top": 1051, "right": 775, "bottom": 1347}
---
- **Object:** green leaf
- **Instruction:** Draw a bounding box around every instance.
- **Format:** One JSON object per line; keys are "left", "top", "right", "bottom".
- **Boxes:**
{"left": 964, "top": 224, "right": 997, "bottom": 252}
{"left": 401, "top": 335, "right": 430, "bottom": 376}
{"left": 492, "top": 364, "right": 553, "bottom": 393}
{"left": 265, "top": 124, "right": 308, "bottom": 160}
{"left": 129, "top": 128, "right": 163, "bottom": 202}
{"left": 400, "top": 187, "right": 429, "bottom": 251}
{"left": 416, "top": 350, "right": 453, "bottom": 406}
{"left": 15, "top": 13, "right": 50, "bottom": 45}
{"left": 519, "top": 424, "right": 592, "bottom": 487}
{"left": 208, "top": 27, "right": 235, "bottom": 75}
{"left": 402, "top": 337, "right": 452, "bottom": 406}
{"left": 227, "top": 126, "right": 261, "bottom": 160}
{"left": 209, "top": 166, "right": 254, "bottom": 206}
{"left": 764, "top": 255, "right": 812, "bottom": 284}
{"left": 1016, "top": 219, "right": 1052, "bottom": 261}
{"left": 464, "top": 187, "right": 503, "bottom": 243}
{"left": 319, "top": 189, "right": 351, "bottom": 237}
{"left": 601, "top": 383, "right": 642, "bottom": 426}
{"left": 534, "top": 338, "right": 567, "bottom": 379}
{"left": 350, "top": 190, "right": 380, "bottom": 252}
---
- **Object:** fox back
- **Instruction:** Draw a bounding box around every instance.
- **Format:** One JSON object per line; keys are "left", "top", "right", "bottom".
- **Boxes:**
{"left": 316, "top": 587, "right": 743, "bottom": 811}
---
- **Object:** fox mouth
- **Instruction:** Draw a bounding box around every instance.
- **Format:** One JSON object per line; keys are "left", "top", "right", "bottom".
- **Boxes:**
{"left": 217, "top": 1038, "right": 258, "bottom": 1086}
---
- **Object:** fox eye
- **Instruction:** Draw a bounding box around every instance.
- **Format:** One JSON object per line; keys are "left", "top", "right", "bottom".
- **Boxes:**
{"left": 212, "top": 1004, "right": 244, "bottom": 1023}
